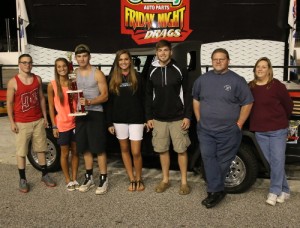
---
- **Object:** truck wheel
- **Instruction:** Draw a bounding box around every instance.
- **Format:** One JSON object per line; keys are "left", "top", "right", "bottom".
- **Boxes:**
{"left": 225, "top": 144, "right": 258, "bottom": 193}
{"left": 27, "top": 130, "right": 61, "bottom": 172}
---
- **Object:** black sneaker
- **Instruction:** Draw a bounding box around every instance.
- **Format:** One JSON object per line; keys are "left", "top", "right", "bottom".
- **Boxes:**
{"left": 19, "top": 179, "right": 29, "bottom": 193}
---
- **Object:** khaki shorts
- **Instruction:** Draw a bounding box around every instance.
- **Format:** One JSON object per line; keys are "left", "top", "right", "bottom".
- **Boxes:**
{"left": 152, "top": 119, "right": 191, "bottom": 153}
{"left": 15, "top": 118, "right": 47, "bottom": 157}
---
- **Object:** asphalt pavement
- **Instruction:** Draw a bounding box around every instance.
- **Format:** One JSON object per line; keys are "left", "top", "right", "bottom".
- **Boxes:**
{"left": 1, "top": 116, "right": 300, "bottom": 227}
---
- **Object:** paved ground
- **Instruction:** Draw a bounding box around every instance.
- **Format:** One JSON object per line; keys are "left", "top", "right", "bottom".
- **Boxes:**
{"left": 1, "top": 116, "right": 300, "bottom": 227}
{"left": 1, "top": 163, "right": 300, "bottom": 227}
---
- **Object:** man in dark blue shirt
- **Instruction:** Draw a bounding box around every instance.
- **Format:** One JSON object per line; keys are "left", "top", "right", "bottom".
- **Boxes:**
{"left": 192, "top": 48, "right": 253, "bottom": 208}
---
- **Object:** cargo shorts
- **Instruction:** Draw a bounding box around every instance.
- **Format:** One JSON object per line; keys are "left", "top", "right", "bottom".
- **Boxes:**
{"left": 15, "top": 118, "right": 47, "bottom": 157}
{"left": 152, "top": 119, "right": 191, "bottom": 153}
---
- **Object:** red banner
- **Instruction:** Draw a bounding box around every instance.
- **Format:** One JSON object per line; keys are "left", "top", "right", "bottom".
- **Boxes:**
{"left": 121, "top": 0, "right": 192, "bottom": 45}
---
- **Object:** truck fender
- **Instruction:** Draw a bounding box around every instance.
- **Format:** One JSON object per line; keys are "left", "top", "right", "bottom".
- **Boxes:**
{"left": 242, "top": 130, "right": 270, "bottom": 174}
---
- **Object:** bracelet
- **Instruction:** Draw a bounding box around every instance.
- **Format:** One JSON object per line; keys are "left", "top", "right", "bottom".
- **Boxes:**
{"left": 52, "top": 126, "right": 58, "bottom": 129}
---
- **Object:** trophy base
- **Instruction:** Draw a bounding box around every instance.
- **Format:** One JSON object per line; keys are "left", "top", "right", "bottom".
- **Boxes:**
{"left": 68, "top": 112, "right": 88, "bottom": 116}
{"left": 66, "top": 90, "right": 83, "bottom": 93}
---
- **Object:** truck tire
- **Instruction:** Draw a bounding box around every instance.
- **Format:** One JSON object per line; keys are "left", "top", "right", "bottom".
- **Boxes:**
{"left": 191, "top": 143, "right": 259, "bottom": 194}
{"left": 27, "top": 129, "right": 61, "bottom": 172}
{"left": 225, "top": 144, "right": 258, "bottom": 193}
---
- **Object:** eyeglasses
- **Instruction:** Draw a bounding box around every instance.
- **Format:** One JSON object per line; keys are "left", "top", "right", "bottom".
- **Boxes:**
{"left": 19, "top": 61, "right": 33, "bottom": 65}
{"left": 212, "top": 58, "right": 227, "bottom": 62}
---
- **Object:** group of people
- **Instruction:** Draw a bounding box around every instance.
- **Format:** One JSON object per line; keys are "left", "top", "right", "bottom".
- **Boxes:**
{"left": 192, "top": 50, "right": 293, "bottom": 208}
{"left": 7, "top": 39, "right": 293, "bottom": 209}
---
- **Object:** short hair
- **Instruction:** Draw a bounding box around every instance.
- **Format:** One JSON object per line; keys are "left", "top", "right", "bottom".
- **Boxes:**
{"left": 18, "top": 54, "right": 32, "bottom": 62}
{"left": 211, "top": 48, "right": 230, "bottom": 60}
{"left": 74, "top": 44, "right": 90, "bottom": 55}
{"left": 156, "top": 39, "right": 172, "bottom": 50}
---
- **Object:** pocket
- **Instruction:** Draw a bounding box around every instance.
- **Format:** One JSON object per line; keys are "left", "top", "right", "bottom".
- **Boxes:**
{"left": 151, "top": 129, "right": 157, "bottom": 147}
{"left": 152, "top": 129, "right": 169, "bottom": 152}
{"left": 181, "top": 129, "right": 191, "bottom": 148}
{"left": 173, "top": 129, "right": 191, "bottom": 152}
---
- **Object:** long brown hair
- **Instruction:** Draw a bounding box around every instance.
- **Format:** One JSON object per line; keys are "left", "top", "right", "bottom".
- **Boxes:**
{"left": 109, "top": 50, "right": 138, "bottom": 95}
{"left": 249, "top": 57, "right": 274, "bottom": 89}
{"left": 54, "top": 58, "right": 70, "bottom": 104}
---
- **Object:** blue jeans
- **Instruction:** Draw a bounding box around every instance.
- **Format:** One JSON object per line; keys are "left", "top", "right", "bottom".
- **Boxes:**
{"left": 255, "top": 129, "right": 290, "bottom": 195}
{"left": 198, "top": 124, "right": 242, "bottom": 192}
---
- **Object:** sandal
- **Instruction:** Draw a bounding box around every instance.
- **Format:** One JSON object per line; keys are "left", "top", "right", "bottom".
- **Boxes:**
{"left": 179, "top": 184, "right": 191, "bottom": 195}
{"left": 155, "top": 181, "right": 170, "bottom": 193}
{"left": 128, "top": 180, "right": 136, "bottom": 192}
{"left": 136, "top": 180, "right": 145, "bottom": 191}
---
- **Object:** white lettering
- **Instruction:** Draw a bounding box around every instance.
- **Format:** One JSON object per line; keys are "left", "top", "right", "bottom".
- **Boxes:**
{"left": 144, "top": 29, "right": 181, "bottom": 39}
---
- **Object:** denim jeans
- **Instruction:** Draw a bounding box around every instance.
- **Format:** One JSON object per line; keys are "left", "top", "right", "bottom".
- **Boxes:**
{"left": 198, "top": 124, "right": 242, "bottom": 192}
{"left": 255, "top": 128, "right": 290, "bottom": 195}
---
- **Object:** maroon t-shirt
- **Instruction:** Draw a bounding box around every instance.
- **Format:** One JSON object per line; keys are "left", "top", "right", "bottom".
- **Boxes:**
{"left": 249, "top": 79, "right": 293, "bottom": 132}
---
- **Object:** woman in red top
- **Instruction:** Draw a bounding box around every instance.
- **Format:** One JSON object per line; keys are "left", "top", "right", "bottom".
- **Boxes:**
{"left": 249, "top": 57, "right": 293, "bottom": 206}
{"left": 48, "top": 58, "right": 79, "bottom": 191}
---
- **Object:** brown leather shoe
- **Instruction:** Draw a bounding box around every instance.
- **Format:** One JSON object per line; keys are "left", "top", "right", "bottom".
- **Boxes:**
{"left": 205, "top": 191, "right": 226, "bottom": 208}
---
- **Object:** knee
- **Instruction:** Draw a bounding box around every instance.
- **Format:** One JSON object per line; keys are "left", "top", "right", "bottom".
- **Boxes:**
{"left": 132, "top": 151, "right": 141, "bottom": 159}
{"left": 70, "top": 149, "right": 78, "bottom": 156}
{"left": 178, "top": 151, "right": 187, "bottom": 157}
{"left": 60, "top": 151, "right": 69, "bottom": 159}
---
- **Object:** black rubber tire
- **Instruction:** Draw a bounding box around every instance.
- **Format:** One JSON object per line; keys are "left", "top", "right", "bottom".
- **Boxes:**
{"left": 225, "top": 144, "right": 259, "bottom": 193}
{"left": 27, "top": 129, "right": 61, "bottom": 172}
{"left": 191, "top": 143, "right": 259, "bottom": 194}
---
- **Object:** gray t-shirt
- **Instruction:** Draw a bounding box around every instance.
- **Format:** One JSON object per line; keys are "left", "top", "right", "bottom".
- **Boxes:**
{"left": 77, "top": 66, "right": 103, "bottom": 112}
{"left": 192, "top": 70, "right": 253, "bottom": 131}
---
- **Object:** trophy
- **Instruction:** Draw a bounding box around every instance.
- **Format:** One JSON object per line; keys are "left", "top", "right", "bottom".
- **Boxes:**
{"left": 66, "top": 52, "right": 88, "bottom": 116}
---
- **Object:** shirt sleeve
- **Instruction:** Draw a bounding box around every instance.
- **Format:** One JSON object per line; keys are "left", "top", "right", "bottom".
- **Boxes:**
{"left": 277, "top": 82, "right": 294, "bottom": 118}
{"left": 236, "top": 77, "right": 254, "bottom": 106}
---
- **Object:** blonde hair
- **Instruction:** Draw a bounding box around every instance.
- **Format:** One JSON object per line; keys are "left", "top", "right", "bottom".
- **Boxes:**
{"left": 109, "top": 50, "right": 138, "bottom": 95}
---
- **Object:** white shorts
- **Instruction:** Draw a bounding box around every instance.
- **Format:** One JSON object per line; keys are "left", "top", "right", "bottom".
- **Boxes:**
{"left": 113, "top": 123, "right": 144, "bottom": 141}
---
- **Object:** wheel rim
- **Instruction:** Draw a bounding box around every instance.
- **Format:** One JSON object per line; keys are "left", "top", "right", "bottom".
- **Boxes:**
{"left": 30, "top": 138, "right": 57, "bottom": 167}
{"left": 225, "top": 155, "right": 246, "bottom": 188}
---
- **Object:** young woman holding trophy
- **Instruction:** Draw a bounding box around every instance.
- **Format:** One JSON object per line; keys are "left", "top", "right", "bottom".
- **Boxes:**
{"left": 47, "top": 57, "right": 79, "bottom": 191}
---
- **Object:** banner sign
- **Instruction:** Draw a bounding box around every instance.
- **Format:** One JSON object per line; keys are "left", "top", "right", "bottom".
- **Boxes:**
{"left": 121, "top": 0, "right": 192, "bottom": 45}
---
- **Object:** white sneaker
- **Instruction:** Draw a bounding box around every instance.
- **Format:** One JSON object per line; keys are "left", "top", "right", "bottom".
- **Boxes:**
{"left": 95, "top": 176, "right": 108, "bottom": 195}
{"left": 79, "top": 175, "right": 95, "bottom": 193}
{"left": 266, "top": 193, "right": 277, "bottom": 206}
{"left": 276, "top": 192, "right": 290, "bottom": 203}
{"left": 66, "top": 181, "right": 75, "bottom": 192}
{"left": 73, "top": 180, "right": 80, "bottom": 190}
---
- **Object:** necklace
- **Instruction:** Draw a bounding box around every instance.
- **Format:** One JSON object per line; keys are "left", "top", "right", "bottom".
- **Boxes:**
{"left": 122, "top": 73, "right": 129, "bottom": 83}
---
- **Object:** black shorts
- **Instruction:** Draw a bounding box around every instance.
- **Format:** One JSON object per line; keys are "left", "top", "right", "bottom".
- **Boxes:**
{"left": 57, "top": 128, "right": 76, "bottom": 146}
{"left": 75, "top": 111, "right": 106, "bottom": 155}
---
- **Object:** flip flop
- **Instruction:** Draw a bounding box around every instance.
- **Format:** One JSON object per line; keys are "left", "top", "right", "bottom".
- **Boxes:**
{"left": 136, "top": 180, "right": 145, "bottom": 191}
{"left": 128, "top": 180, "right": 136, "bottom": 192}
